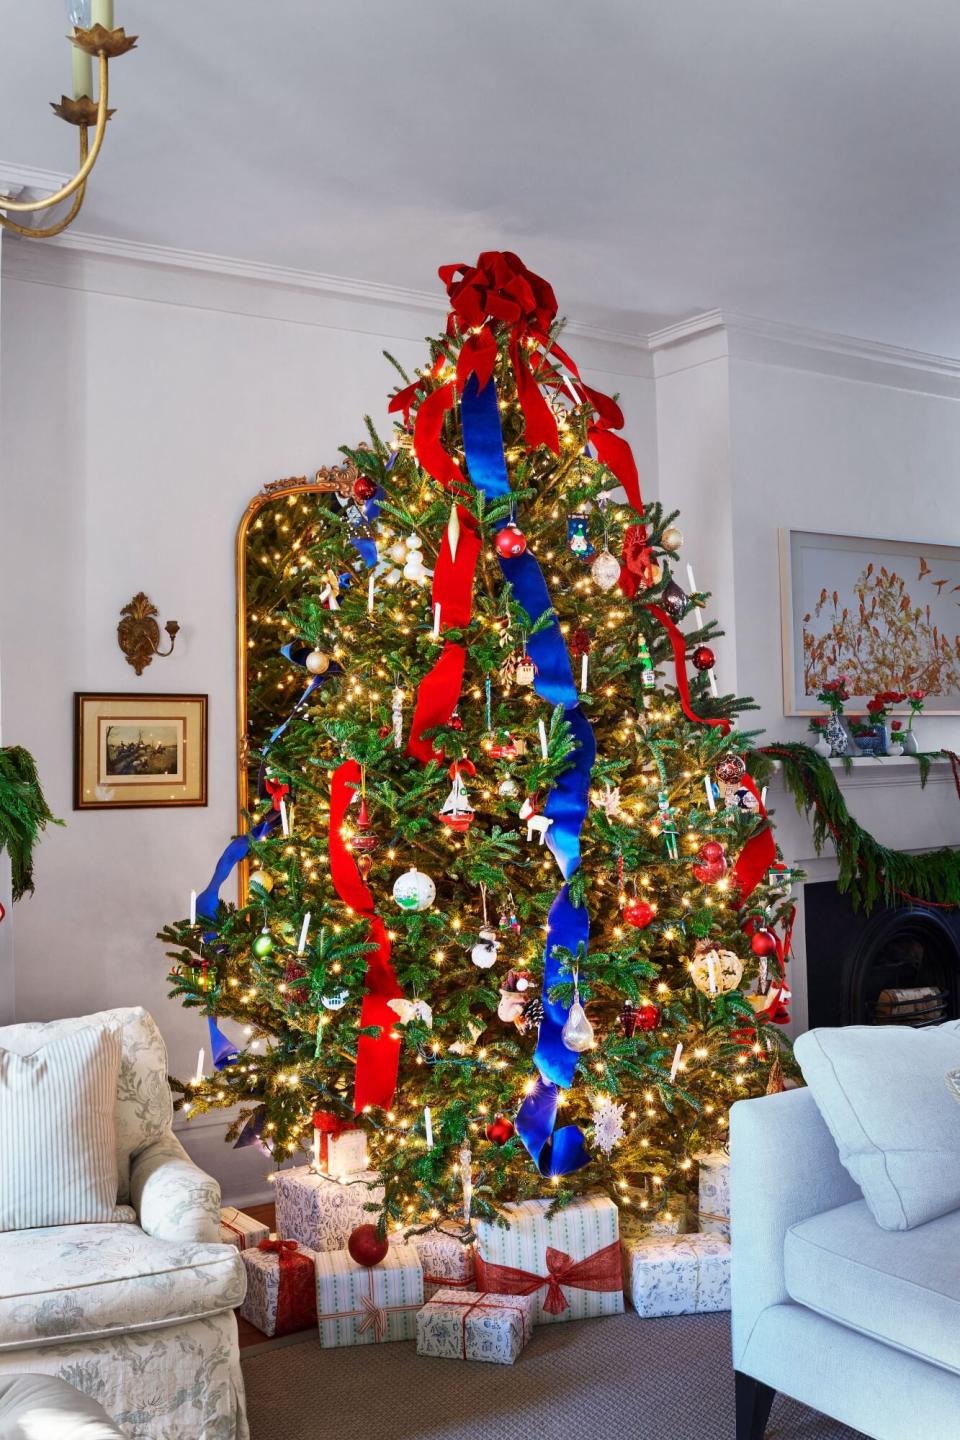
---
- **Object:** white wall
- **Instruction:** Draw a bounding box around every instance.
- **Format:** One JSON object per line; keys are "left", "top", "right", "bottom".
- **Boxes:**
{"left": 729, "top": 352, "right": 960, "bottom": 752}
{"left": 0, "top": 243, "right": 656, "bottom": 1201}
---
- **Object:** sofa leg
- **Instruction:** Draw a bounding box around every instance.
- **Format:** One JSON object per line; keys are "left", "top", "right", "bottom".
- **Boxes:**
{"left": 735, "top": 1371, "right": 776, "bottom": 1440}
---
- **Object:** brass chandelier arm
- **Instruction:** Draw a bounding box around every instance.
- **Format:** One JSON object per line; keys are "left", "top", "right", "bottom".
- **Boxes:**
{"left": 0, "top": 53, "right": 108, "bottom": 215}
{"left": 0, "top": 135, "right": 88, "bottom": 239}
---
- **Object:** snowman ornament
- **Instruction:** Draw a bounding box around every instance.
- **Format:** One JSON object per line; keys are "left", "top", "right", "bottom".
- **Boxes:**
{"left": 402, "top": 535, "right": 432, "bottom": 586}
{"left": 470, "top": 926, "right": 500, "bottom": 969}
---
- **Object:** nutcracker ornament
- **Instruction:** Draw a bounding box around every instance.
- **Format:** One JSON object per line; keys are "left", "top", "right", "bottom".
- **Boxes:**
{"left": 656, "top": 791, "right": 679, "bottom": 859}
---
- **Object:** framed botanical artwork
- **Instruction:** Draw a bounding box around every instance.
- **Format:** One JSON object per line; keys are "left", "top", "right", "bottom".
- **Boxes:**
{"left": 779, "top": 530, "right": 960, "bottom": 715}
{"left": 74, "top": 693, "right": 208, "bottom": 810}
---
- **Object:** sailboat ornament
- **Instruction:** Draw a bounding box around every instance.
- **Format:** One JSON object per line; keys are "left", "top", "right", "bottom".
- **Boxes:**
{"left": 438, "top": 760, "right": 476, "bottom": 833}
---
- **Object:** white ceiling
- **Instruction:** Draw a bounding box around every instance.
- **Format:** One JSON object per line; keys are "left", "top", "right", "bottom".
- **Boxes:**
{"left": 7, "top": 0, "right": 960, "bottom": 352}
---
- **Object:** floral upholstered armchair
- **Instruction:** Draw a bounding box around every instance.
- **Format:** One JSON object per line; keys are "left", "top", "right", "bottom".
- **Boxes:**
{"left": 0, "top": 1007, "right": 248, "bottom": 1440}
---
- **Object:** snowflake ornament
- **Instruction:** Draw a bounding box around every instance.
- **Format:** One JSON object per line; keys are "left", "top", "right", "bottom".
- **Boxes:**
{"left": 593, "top": 784, "right": 623, "bottom": 820}
{"left": 591, "top": 1094, "right": 627, "bottom": 1157}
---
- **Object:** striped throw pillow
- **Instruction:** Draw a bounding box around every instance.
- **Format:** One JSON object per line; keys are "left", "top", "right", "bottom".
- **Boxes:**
{"left": 0, "top": 1024, "right": 122, "bottom": 1231}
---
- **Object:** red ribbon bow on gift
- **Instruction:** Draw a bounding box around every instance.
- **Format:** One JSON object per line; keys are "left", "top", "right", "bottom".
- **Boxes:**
{"left": 475, "top": 1239, "right": 622, "bottom": 1316}
{"left": 311, "top": 1110, "right": 357, "bottom": 1167}
{"left": 428, "top": 1291, "right": 531, "bottom": 1357}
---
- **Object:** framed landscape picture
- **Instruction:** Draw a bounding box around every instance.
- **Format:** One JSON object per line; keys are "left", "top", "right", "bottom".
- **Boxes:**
{"left": 780, "top": 530, "right": 960, "bottom": 715}
{"left": 74, "top": 693, "right": 208, "bottom": 810}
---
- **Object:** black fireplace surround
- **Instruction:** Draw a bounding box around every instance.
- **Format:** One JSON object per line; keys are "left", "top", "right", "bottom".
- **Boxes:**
{"left": 803, "top": 880, "right": 960, "bottom": 1028}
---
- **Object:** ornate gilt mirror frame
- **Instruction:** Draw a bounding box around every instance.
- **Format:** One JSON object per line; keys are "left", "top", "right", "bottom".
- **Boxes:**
{"left": 235, "top": 461, "right": 360, "bottom": 902}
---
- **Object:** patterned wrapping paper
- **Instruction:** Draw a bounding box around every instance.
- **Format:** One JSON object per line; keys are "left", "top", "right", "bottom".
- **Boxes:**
{"left": 219, "top": 1206, "right": 270, "bottom": 1251}
{"left": 239, "top": 1241, "right": 319, "bottom": 1337}
{"left": 397, "top": 1221, "right": 476, "bottom": 1300}
{"left": 274, "top": 1165, "right": 384, "bottom": 1251}
{"left": 416, "top": 1288, "right": 537, "bottom": 1364}
{"left": 622, "top": 1233, "right": 730, "bottom": 1317}
{"left": 697, "top": 1151, "right": 731, "bottom": 1238}
{"left": 473, "top": 1196, "right": 624, "bottom": 1325}
{"left": 619, "top": 1197, "right": 689, "bottom": 1239}
{"left": 315, "top": 1243, "right": 424, "bottom": 1347}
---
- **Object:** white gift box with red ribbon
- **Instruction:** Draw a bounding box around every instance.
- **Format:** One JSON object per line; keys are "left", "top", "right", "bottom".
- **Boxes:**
{"left": 397, "top": 1220, "right": 476, "bottom": 1301}
{"left": 219, "top": 1206, "right": 269, "bottom": 1252}
{"left": 473, "top": 1195, "right": 624, "bottom": 1325}
{"left": 315, "top": 1243, "right": 424, "bottom": 1347}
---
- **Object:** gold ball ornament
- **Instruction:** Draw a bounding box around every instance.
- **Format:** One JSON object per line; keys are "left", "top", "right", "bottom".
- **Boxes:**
{"left": 661, "top": 526, "right": 684, "bottom": 552}
{"left": 305, "top": 648, "right": 330, "bottom": 675}
{"left": 689, "top": 943, "right": 743, "bottom": 996}
{"left": 248, "top": 870, "right": 274, "bottom": 896}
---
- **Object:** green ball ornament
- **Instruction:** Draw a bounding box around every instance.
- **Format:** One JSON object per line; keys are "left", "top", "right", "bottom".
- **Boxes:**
{"left": 252, "top": 928, "right": 274, "bottom": 958}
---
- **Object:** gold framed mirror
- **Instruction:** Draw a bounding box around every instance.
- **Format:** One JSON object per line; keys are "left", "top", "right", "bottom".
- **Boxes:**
{"left": 235, "top": 461, "right": 361, "bottom": 901}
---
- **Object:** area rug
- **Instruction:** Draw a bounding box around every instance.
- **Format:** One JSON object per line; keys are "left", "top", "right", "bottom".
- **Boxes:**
{"left": 241, "top": 1311, "right": 867, "bottom": 1440}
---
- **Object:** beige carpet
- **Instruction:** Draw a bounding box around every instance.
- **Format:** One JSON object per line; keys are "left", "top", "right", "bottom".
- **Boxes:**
{"left": 241, "top": 1311, "right": 867, "bottom": 1440}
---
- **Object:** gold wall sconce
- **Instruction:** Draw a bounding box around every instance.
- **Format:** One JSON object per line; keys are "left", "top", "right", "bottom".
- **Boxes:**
{"left": 117, "top": 593, "right": 180, "bottom": 675}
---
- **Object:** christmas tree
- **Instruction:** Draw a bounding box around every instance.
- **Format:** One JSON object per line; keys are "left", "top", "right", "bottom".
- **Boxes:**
{"left": 163, "top": 251, "right": 794, "bottom": 1230}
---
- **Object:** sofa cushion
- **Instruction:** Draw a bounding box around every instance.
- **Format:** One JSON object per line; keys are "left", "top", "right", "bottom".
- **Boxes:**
{"left": 0, "top": 1373, "right": 125, "bottom": 1438}
{"left": 785, "top": 1197, "right": 960, "bottom": 1376}
{"left": 0, "top": 1222, "right": 245, "bottom": 1353}
{"left": 0, "top": 1026, "right": 122, "bottom": 1233}
{"left": 0, "top": 1009, "right": 174, "bottom": 1205}
{"left": 794, "top": 1022, "right": 960, "bottom": 1229}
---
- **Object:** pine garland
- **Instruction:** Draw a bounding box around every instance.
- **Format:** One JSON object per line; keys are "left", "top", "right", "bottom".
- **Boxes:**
{"left": 755, "top": 741, "right": 960, "bottom": 911}
{"left": 0, "top": 747, "right": 61, "bottom": 900}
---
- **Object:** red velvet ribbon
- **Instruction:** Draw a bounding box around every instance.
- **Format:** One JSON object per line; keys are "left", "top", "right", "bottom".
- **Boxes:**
{"left": 256, "top": 1239, "right": 318, "bottom": 1336}
{"left": 328, "top": 761, "right": 402, "bottom": 1113}
{"left": 406, "top": 508, "right": 481, "bottom": 765}
{"left": 646, "top": 603, "right": 731, "bottom": 736}
{"left": 264, "top": 777, "right": 290, "bottom": 812}
{"left": 311, "top": 1110, "right": 357, "bottom": 1166}
{"left": 475, "top": 1239, "right": 622, "bottom": 1316}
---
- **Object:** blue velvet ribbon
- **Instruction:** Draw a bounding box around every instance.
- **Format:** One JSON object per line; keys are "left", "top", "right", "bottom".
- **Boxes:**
{"left": 208, "top": 1014, "right": 240, "bottom": 1069}
{"left": 460, "top": 372, "right": 594, "bottom": 1176}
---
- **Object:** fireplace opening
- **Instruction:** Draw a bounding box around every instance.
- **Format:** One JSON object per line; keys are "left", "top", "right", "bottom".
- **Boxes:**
{"left": 803, "top": 881, "right": 960, "bottom": 1029}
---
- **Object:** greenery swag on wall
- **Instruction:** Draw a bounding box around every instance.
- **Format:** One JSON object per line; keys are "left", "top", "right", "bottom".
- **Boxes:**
{"left": 0, "top": 747, "right": 61, "bottom": 900}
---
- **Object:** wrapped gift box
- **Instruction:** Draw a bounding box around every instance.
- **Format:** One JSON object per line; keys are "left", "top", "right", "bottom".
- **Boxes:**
{"left": 275, "top": 1165, "right": 384, "bottom": 1252}
{"left": 473, "top": 1195, "right": 624, "bottom": 1325}
{"left": 697, "top": 1151, "right": 730, "bottom": 1238}
{"left": 326, "top": 1128, "right": 368, "bottom": 1179}
{"left": 219, "top": 1206, "right": 270, "bottom": 1252}
{"left": 622, "top": 1233, "right": 730, "bottom": 1317}
{"left": 399, "top": 1222, "right": 476, "bottom": 1301}
{"left": 315, "top": 1243, "right": 423, "bottom": 1347}
{"left": 416, "top": 1288, "right": 536, "bottom": 1364}
{"left": 239, "top": 1239, "right": 319, "bottom": 1337}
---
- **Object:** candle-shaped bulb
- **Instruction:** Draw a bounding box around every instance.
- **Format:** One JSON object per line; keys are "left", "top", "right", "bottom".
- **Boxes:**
{"left": 432, "top": 602, "right": 441, "bottom": 639}
{"left": 194, "top": 1048, "right": 205, "bottom": 1086}
{"left": 297, "top": 912, "right": 311, "bottom": 956}
{"left": 280, "top": 799, "right": 290, "bottom": 837}
{"left": 189, "top": 890, "right": 197, "bottom": 926}
{"left": 424, "top": 1106, "right": 434, "bottom": 1147}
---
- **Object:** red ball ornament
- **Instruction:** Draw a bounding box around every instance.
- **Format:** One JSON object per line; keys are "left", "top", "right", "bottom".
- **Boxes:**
{"left": 636, "top": 1003, "right": 661, "bottom": 1032}
{"left": 495, "top": 523, "right": 528, "bottom": 558}
{"left": 623, "top": 898, "right": 656, "bottom": 929}
{"left": 348, "top": 1224, "right": 389, "bottom": 1268}
{"left": 699, "top": 841, "right": 726, "bottom": 864}
{"left": 485, "top": 1116, "right": 515, "bottom": 1145}
{"left": 750, "top": 928, "right": 779, "bottom": 958}
{"left": 692, "top": 857, "right": 728, "bottom": 885}
{"left": 353, "top": 476, "right": 377, "bottom": 502}
{"left": 691, "top": 645, "right": 715, "bottom": 672}
{"left": 715, "top": 754, "right": 747, "bottom": 785}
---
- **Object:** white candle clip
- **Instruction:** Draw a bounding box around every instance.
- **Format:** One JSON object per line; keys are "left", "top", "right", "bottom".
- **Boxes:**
{"left": 194, "top": 1048, "right": 205, "bottom": 1086}
{"left": 760, "top": 786, "right": 768, "bottom": 809}
{"left": 581, "top": 653, "right": 589, "bottom": 693}
{"left": 538, "top": 718, "right": 549, "bottom": 758}
{"left": 424, "top": 1106, "right": 434, "bottom": 1148}
{"left": 368, "top": 573, "right": 375, "bottom": 614}
{"left": 297, "top": 912, "right": 311, "bottom": 956}
{"left": 669, "top": 1042, "right": 684, "bottom": 1084}
{"left": 704, "top": 776, "right": 717, "bottom": 813}
{"left": 189, "top": 890, "right": 197, "bottom": 926}
{"left": 280, "top": 799, "right": 290, "bottom": 837}
{"left": 432, "top": 602, "right": 441, "bottom": 639}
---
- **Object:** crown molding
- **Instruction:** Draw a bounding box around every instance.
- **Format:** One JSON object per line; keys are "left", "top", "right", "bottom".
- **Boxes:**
{"left": 648, "top": 307, "right": 960, "bottom": 397}
{"left": 0, "top": 161, "right": 72, "bottom": 206}
{"left": 3, "top": 228, "right": 654, "bottom": 371}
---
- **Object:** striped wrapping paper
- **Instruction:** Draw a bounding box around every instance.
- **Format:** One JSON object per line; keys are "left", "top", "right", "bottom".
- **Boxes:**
{"left": 315, "top": 1243, "right": 424, "bottom": 1347}
{"left": 473, "top": 1196, "right": 624, "bottom": 1325}
{"left": 219, "top": 1207, "right": 269, "bottom": 1251}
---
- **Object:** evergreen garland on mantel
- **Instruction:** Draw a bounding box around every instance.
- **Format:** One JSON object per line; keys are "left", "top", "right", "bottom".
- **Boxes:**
{"left": 752, "top": 741, "right": 960, "bottom": 912}
{"left": 0, "top": 746, "right": 61, "bottom": 900}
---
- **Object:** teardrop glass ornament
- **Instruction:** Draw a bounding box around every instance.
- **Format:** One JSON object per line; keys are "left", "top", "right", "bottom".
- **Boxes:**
{"left": 562, "top": 999, "right": 595, "bottom": 1053}
{"left": 591, "top": 549, "right": 621, "bottom": 592}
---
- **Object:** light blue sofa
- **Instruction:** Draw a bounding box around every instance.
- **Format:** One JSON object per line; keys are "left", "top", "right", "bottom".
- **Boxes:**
{"left": 731, "top": 1087, "right": 960, "bottom": 1440}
